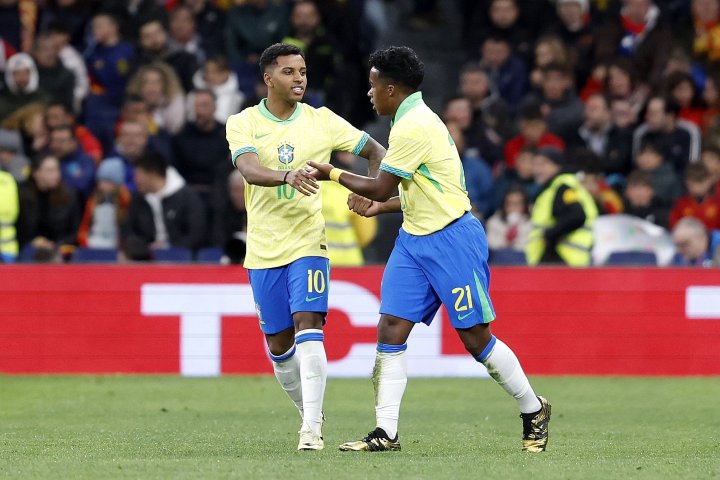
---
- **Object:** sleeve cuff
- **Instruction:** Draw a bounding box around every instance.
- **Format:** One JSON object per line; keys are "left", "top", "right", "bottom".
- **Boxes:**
{"left": 351, "top": 132, "right": 370, "bottom": 156}
{"left": 231, "top": 146, "right": 258, "bottom": 167}
{"left": 379, "top": 162, "right": 413, "bottom": 179}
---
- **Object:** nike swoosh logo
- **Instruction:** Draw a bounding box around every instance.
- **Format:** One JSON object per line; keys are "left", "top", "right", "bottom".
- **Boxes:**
{"left": 306, "top": 295, "right": 323, "bottom": 302}
{"left": 255, "top": 132, "right": 270, "bottom": 139}
{"left": 458, "top": 311, "right": 474, "bottom": 320}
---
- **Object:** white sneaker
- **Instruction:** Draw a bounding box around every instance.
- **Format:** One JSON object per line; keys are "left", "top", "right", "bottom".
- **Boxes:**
{"left": 298, "top": 429, "right": 324, "bottom": 451}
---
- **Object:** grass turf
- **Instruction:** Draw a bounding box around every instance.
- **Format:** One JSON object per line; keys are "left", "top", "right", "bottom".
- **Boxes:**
{"left": 0, "top": 376, "right": 718, "bottom": 479}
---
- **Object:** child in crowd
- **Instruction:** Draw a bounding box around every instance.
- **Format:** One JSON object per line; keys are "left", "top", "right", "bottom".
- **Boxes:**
{"left": 623, "top": 169, "right": 669, "bottom": 228}
{"left": 486, "top": 186, "right": 532, "bottom": 251}
{"left": 634, "top": 142, "right": 682, "bottom": 208}
{"left": 669, "top": 163, "right": 720, "bottom": 230}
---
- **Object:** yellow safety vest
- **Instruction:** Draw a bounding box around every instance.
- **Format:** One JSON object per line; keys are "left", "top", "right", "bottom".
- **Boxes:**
{"left": 0, "top": 171, "right": 19, "bottom": 261}
{"left": 526, "top": 173, "right": 598, "bottom": 266}
{"left": 321, "top": 181, "right": 377, "bottom": 266}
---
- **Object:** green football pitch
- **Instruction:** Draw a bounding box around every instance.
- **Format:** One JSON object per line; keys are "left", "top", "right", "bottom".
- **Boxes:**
{"left": 0, "top": 376, "right": 718, "bottom": 479}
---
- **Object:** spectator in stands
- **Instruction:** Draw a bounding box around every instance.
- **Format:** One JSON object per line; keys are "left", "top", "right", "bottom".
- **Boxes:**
{"left": 84, "top": 12, "right": 135, "bottom": 151}
{"left": 595, "top": 0, "right": 674, "bottom": 89}
{"left": 671, "top": 216, "right": 720, "bottom": 266}
{"left": 669, "top": 163, "right": 720, "bottom": 229}
{"left": 444, "top": 94, "right": 502, "bottom": 166}
{"left": 446, "top": 121, "right": 495, "bottom": 218}
{"left": 225, "top": 0, "right": 289, "bottom": 64}
{"left": 32, "top": 33, "right": 74, "bottom": 112}
{"left": 17, "top": 154, "right": 80, "bottom": 258}
{"left": 102, "top": 0, "right": 167, "bottom": 43}
{"left": 37, "top": 0, "right": 93, "bottom": 48}
{"left": 504, "top": 103, "right": 565, "bottom": 169}
{"left": 48, "top": 125, "right": 96, "bottom": 204}
{"left": 0, "top": 128, "right": 29, "bottom": 181}
{"left": 566, "top": 93, "right": 634, "bottom": 177}
{"left": 663, "top": 71, "right": 705, "bottom": 128}
{"left": 211, "top": 169, "right": 247, "bottom": 263}
{"left": 468, "top": 0, "right": 532, "bottom": 61}
{"left": 602, "top": 58, "right": 649, "bottom": 117}
{"left": 576, "top": 150, "right": 625, "bottom": 215}
{"left": 77, "top": 158, "right": 131, "bottom": 249}
{"left": 458, "top": 62, "right": 513, "bottom": 151}
{"left": 634, "top": 141, "right": 683, "bottom": 208}
{"left": 623, "top": 169, "right": 670, "bottom": 228}
{"left": 0, "top": 168, "right": 19, "bottom": 262}
{"left": 493, "top": 147, "right": 542, "bottom": 207}
{"left": 633, "top": 96, "right": 701, "bottom": 174}
{"left": 115, "top": 95, "right": 172, "bottom": 161}
{"left": 523, "top": 62, "right": 585, "bottom": 142}
{"left": 168, "top": 5, "right": 206, "bottom": 66}
{"left": 529, "top": 36, "right": 571, "bottom": 91}
{"left": 610, "top": 97, "right": 639, "bottom": 130}
{"left": 136, "top": 18, "right": 198, "bottom": 93}
{"left": 675, "top": 0, "right": 720, "bottom": 70}
{"left": 123, "top": 152, "right": 206, "bottom": 254}
{"left": 182, "top": 0, "right": 225, "bottom": 58}
{"left": 479, "top": 35, "right": 528, "bottom": 110}
{"left": 107, "top": 120, "right": 154, "bottom": 191}
{"left": 172, "top": 89, "right": 228, "bottom": 217}
{"left": 701, "top": 69, "right": 720, "bottom": 142}
{"left": 45, "top": 22, "right": 89, "bottom": 114}
{"left": 126, "top": 63, "right": 186, "bottom": 135}
{"left": 189, "top": 56, "right": 243, "bottom": 123}
{"left": 700, "top": 145, "right": 720, "bottom": 192}
{"left": 0, "top": 53, "right": 48, "bottom": 121}
{"left": 545, "top": 0, "right": 596, "bottom": 87}
{"left": 486, "top": 186, "right": 532, "bottom": 252}
{"left": 45, "top": 102, "right": 103, "bottom": 164}
{"left": 526, "top": 146, "right": 599, "bottom": 266}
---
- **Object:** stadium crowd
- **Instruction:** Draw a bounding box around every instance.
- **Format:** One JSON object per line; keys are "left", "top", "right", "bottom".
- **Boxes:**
{"left": 0, "top": 0, "right": 719, "bottom": 266}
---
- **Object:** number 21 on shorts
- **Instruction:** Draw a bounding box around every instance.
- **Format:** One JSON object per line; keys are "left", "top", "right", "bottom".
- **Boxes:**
{"left": 452, "top": 285, "right": 473, "bottom": 312}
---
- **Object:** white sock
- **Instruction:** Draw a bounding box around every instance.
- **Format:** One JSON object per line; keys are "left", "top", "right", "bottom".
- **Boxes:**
{"left": 373, "top": 344, "right": 408, "bottom": 439}
{"left": 269, "top": 344, "right": 303, "bottom": 419}
{"left": 296, "top": 329, "right": 327, "bottom": 436}
{"left": 479, "top": 336, "right": 541, "bottom": 414}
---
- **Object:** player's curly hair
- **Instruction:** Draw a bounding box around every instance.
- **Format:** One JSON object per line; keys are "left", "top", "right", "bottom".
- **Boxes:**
{"left": 369, "top": 46, "right": 424, "bottom": 91}
{"left": 259, "top": 43, "right": 305, "bottom": 72}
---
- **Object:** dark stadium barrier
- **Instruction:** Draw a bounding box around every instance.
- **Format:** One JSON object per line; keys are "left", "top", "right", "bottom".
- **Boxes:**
{"left": 0, "top": 266, "right": 718, "bottom": 376}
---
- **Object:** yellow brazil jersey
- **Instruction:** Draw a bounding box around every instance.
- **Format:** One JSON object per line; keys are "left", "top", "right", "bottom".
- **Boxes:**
{"left": 226, "top": 99, "right": 368, "bottom": 269}
{"left": 379, "top": 92, "right": 471, "bottom": 235}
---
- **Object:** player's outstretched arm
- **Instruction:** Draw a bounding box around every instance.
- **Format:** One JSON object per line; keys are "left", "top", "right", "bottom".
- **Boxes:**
{"left": 348, "top": 193, "right": 401, "bottom": 217}
{"left": 236, "top": 152, "right": 318, "bottom": 196}
{"left": 356, "top": 137, "right": 387, "bottom": 176}
{"left": 307, "top": 161, "right": 399, "bottom": 202}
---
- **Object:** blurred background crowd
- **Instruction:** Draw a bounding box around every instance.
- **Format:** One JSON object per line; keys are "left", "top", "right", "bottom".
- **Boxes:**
{"left": 0, "top": 0, "right": 719, "bottom": 267}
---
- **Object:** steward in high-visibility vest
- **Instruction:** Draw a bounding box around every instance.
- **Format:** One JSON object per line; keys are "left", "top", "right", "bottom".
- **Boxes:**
{"left": 526, "top": 147, "right": 598, "bottom": 266}
{"left": 0, "top": 171, "right": 19, "bottom": 262}
{"left": 321, "top": 180, "right": 377, "bottom": 266}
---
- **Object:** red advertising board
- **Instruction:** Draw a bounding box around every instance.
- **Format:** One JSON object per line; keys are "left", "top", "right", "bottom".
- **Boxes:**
{"left": 0, "top": 266, "right": 718, "bottom": 376}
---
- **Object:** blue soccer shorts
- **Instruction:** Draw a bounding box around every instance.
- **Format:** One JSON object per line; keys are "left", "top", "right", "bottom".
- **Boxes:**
{"left": 248, "top": 256, "right": 330, "bottom": 335}
{"left": 380, "top": 212, "right": 496, "bottom": 329}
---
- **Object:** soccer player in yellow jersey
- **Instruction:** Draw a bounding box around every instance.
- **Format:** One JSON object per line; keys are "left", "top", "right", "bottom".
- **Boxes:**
{"left": 309, "top": 46, "right": 551, "bottom": 453}
{"left": 226, "top": 43, "right": 386, "bottom": 451}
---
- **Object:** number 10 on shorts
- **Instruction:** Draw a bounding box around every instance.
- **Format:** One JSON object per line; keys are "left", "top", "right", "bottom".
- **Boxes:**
{"left": 307, "top": 269, "right": 326, "bottom": 294}
{"left": 452, "top": 285, "right": 473, "bottom": 312}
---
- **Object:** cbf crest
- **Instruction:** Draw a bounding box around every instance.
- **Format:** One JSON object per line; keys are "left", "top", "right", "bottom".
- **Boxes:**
{"left": 278, "top": 143, "right": 295, "bottom": 165}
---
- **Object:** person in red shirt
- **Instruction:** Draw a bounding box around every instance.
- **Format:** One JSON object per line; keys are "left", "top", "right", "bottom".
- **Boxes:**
{"left": 669, "top": 162, "right": 720, "bottom": 230}
{"left": 504, "top": 103, "right": 564, "bottom": 169}
{"left": 45, "top": 102, "right": 103, "bottom": 164}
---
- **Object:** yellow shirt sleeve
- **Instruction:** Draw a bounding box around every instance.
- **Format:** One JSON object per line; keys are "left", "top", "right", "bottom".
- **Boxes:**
{"left": 322, "top": 107, "right": 369, "bottom": 154}
{"left": 379, "top": 132, "right": 427, "bottom": 179}
{"left": 226, "top": 113, "right": 257, "bottom": 167}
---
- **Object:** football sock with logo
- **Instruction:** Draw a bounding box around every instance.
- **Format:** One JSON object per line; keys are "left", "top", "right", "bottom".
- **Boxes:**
{"left": 296, "top": 329, "right": 327, "bottom": 436}
{"left": 477, "top": 336, "right": 541, "bottom": 414}
{"left": 269, "top": 344, "right": 304, "bottom": 419}
{"left": 373, "top": 343, "right": 408, "bottom": 440}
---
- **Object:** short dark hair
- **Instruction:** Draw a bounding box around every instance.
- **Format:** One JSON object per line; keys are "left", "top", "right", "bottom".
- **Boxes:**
{"left": 193, "top": 88, "right": 217, "bottom": 102}
{"left": 369, "top": 46, "right": 424, "bottom": 90}
{"left": 259, "top": 43, "right": 304, "bottom": 72}
{"left": 459, "top": 61, "right": 489, "bottom": 77}
{"left": 701, "top": 144, "right": 720, "bottom": 157}
{"left": 639, "top": 140, "right": 664, "bottom": 157}
{"left": 626, "top": 169, "right": 653, "bottom": 187}
{"left": 541, "top": 61, "right": 571, "bottom": 76}
{"left": 519, "top": 102, "right": 544, "bottom": 122}
{"left": 49, "top": 125, "right": 75, "bottom": 139}
{"left": 685, "top": 162, "right": 710, "bottom": 182}
{"left": 45, "top": 20, "right": 71, "bottom": 36}
{"left": 47, "top": 101, "right": 74, "bottom": 116}
{"left": 135, "top": 153, "right": 168, "bottom": 177}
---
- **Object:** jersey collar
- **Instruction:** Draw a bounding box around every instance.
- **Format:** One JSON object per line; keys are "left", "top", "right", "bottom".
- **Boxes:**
{"left": 258, "top": 98, "right": 303, "bottom": 124}
{"left": 391, "top": 91, "right": 423, "bottom": 127}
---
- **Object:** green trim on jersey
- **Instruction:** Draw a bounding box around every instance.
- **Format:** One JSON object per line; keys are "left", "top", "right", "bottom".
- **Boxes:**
{"left": 232, "top": 146, "right": 258, "bottom": 167}
{"left": 352, "top": 132, "right": 370, "bottom": 155}
{"left": 417, "top": 163, "right": 444, "bottom": 193}
{"left": 390, "top": 91, "right": 424, "bottom": 127}
{"left": 380, "top": 162, "right": 413, "bottom": 179}
{"left": 258, "top": 98, "right": 303, "bottom": 124}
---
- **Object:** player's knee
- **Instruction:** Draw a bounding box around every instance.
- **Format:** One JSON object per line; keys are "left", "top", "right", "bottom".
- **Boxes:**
{"left": 265, "top": 327, "right": 295, "bottom": 357}
{"left": 293, "top": 312, "right": 324, "bottom": 332}
{"left": 377, "top": 314, "right": 413, "bottom": 345}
